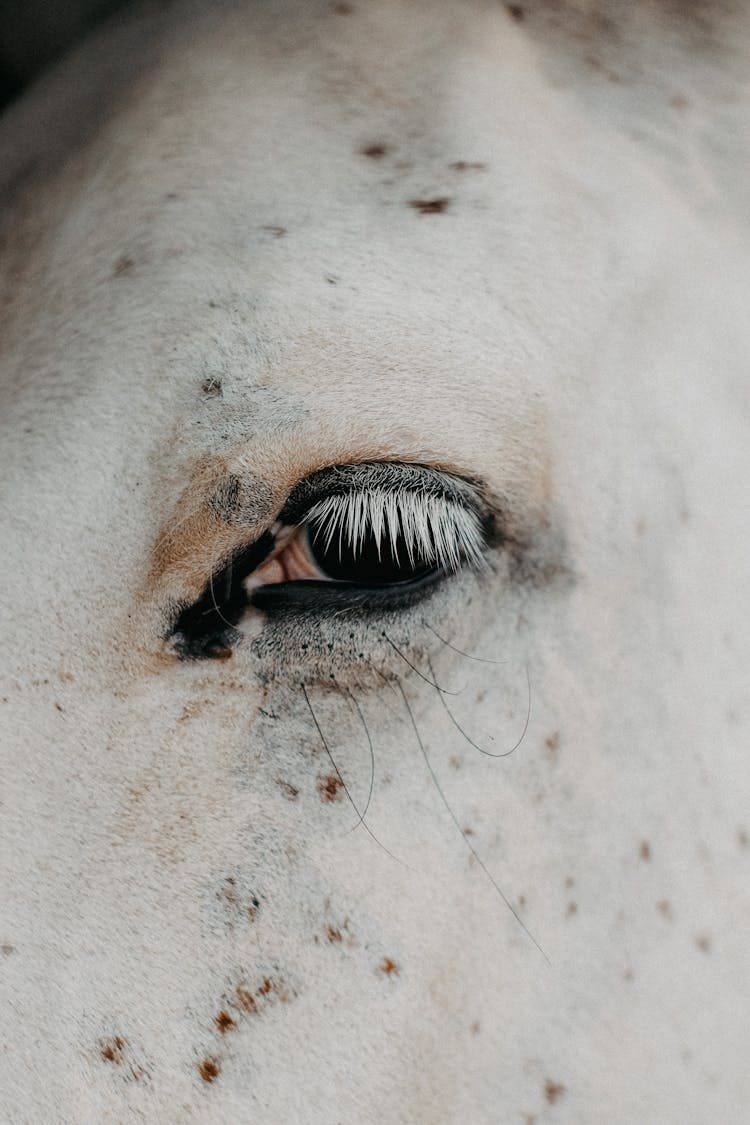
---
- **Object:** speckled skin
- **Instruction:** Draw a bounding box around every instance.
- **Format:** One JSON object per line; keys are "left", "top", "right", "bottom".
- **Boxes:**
{"left": 1, "top": 3, "right": 749, "bottom": 1122}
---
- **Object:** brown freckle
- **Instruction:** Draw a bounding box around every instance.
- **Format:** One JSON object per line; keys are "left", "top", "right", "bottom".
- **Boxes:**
{"left": 362, "top": 143, "right": 388, "bottom": 159}
{"left": 326, "top": 926, "right": 343, "bottom": 943}
{"left": 215, "top": 1010, "right": 236, "bottom": 1034}
{"left": 54, "top": 702, "right": 63, "bottom": 712}
{"left": 257, "top": 977, "right": 273, "bottom": 996}
{"left": 201, "top": 376, "right": 222, "bottom": 397}
{"left": 378, "top": 957, "right": 399, "bottom": 976}
{"left": 545, "top": 731, "right": 560, "bottom": 753}
{"left": 544, "top": 1080, "right": 566, "bottom": 1105}
{"left": 564, "top": 876, "right": 574, "bottom": 888}
{"left": 518, "top": 894, "right": 527, "bottom": 908}
{"left": 450, "top": 161, "right": 487, "bottom": 172}
{"left": 198, "top": 1057, "right": 220, "bottom": 1083}
{"left": 657, "top": 899, "right": 672, "bottom": 919}
{"left": 738, "top": 829, "right": 748, "bottom": 849}
{"left": 333, "top": 1, "right": 353, "bottom": 12}
{"left": 670, "top": 93, "right": 689, "bottom": 111}
{"left": 113, "top": 255, "right": 134, "bottom": 277}
{"left": 234, "top": 987, "right": 257, "bottom": 1014}
{"left": 470, "top": 1020, "right": 481, "bottom": 1035}
{"left": 278, "top": 779, "right": 300, "bottom": 801}
{"left": 317, "top": 774, "right": 344, "bottom": 802}
{"left": 639, "top": 840, "right": 651, "bottom": 861}
{"left": 1, "top": 944, "right": 15, "bottom": 956}
{"left": 566, "top": 901, "right": 578, "bottom": 916}
{"left": 463, "top": 826, "right": 475, "bottom": 837}
{"left": 695, "top": 934, "right": 712, "bottom": 953}
{"left": 101, "top": 1037, "right": 125, "bottom": 1064}
{"left": 409, "top": 197, "right": 450, "bottom": 215}
{"left": 449, "top": 755, "right": 462, "bottom": 769}
{"left": 506, "top": 3, "right": 525, "bottom": 20}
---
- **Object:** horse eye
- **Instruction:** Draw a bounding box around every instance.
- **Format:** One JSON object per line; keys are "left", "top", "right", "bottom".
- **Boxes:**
{"left": 307, "top": 522, "right": 435, "bottom": 584}
{"left": 244, "top": 483, "right": 485, "bottom": 595}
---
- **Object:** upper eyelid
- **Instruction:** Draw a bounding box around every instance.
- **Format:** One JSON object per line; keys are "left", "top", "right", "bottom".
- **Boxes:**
{"left": 277, "top": 461, "right": 488, "bottom": 526}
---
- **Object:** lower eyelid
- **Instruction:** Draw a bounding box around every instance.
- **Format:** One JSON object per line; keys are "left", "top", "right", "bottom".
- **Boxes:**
{"left": 249, "top": 570, "right": 448, "bottom": 617}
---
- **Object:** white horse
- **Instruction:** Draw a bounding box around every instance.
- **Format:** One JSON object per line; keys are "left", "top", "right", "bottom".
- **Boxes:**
{"left": 1, "top": 2, "right": 749, "bottom": 1121}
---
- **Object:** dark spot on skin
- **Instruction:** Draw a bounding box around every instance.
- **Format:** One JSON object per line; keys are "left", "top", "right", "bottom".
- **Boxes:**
{"left": 326, "top": 926, "right": 343, "bottom": 943}
{"left": 112, "top": 255, "right": 134, "bottom": 277}
{"left": 324, "top": 275, "right": 338, "bottom": 284}
{"left": 506, "top": 3, "right": 525, "bottom": 20}
{"left": 566, "top": 901, "right": 577, "bottom": 916}
{"left": 1, "top": 944, "right": 15, "bottom": 956}
{"left": 215, "top": 1010, "right": 236, "bottom": 1035}
{"left": 449, "top": 161, "right": 487, "bottom": 172}
{"left": 361, "top": 143, "right": 388, "bottom": 158}
{"left": 332, "top": 1, "right": 353, "bottom": 12}
{"left": 378, "top": 957, "right": 399, "bottom": 976}
{"left": 234, "top": 987, "right": 258, "bottom": 1014}
{"left": 670, "top": 93, "right": 689, "bottom": 110}
{"left": 101, "top": 1037, "right": 125, "bottom": 1064}
{"left": 695, "top": 934, "right": 712, "bottom": 953}
{"left": 168, "top": 531, "right": 275, "bottom": 660}
{"left": 545, "top": 731, "right": 560, "bottom": 754}
{"left": 165, "top": 192, "right": 178, "bottom": 201}
{"left": 54, "top": 702, "right": 63, "bottom": 712}
{"left": 449, "top": 755, "right": 462, "bottom": 769}
{"left": 201, "top": 376, "right": 222, "bottom": 397}
{"left": 278, "top": 779, "right": 300, "bottom": 801}
{"left": 544, "top": 1080, "right": 566, "bottom": 1105}
{"left": 564, "top": 876, "right": 574, "bottom": 888}
{"left": 639, "top": 840, "right": 651, "bottom": 861}
{"left": 409, "top": 197, "right": 450, "bottom": 215}
{"left": 261, "top": 225, "right": 286, "bottom": 238}
{"left": 198, "top": 1057, "right": 220, "bottom": 1083}
{"left": 738, "top": 829, "right": 748, "bottom": 849}
{"left": 657, "top": 899, "right": 673, "bottom": 919}
{"left": 317, "top": 774, "right": 344, "bottom": 802}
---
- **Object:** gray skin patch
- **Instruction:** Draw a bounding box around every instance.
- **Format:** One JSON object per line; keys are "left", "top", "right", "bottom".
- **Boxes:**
{"left": 207, "top": 473, "right": 276, "bottom": 527}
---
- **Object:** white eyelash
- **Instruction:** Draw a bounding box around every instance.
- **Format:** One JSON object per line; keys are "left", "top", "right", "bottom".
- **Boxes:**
{"left": 302, "top": 489, "right": 485, "bottom": 573}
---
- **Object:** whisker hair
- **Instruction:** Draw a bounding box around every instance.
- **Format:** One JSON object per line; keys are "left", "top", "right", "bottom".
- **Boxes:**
{"left": 395, "top": 676, "right": 550, "bottom": 965}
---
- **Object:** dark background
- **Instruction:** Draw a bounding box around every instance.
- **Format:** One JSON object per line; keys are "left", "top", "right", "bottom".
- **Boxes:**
{"left": 0, "top": 0, "right": 131, "bottom": 109}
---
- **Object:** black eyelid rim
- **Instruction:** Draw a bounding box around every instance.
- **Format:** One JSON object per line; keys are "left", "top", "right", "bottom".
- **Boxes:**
{"left": 250, "top": 570, "right": 448, "bottom": 616}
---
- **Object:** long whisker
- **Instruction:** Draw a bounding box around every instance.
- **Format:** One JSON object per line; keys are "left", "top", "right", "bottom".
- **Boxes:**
{"left": 395, "top": 677, "right": 550, "bottom": 965}
{"left": 203, "top": 570, "right": 237, "bottom": 629}
{"left": 425, "top": 623, "right": 508, "bottom": 665}
{"left": 384, "top": 634, "right": 463, "bottom": 695}
{"left": 301, "top": 683, "right": 411, "bottom": 869}
{"left": 343, "top": 690, "right": 376, "bottom": 833}
{"left": 427, "top": 655, "right": 531, "bottom": 759}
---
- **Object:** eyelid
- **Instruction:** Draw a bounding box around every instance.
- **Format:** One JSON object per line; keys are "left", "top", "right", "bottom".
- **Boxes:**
{"left": 277, "top": 461, "right": 486, "bottom": 526}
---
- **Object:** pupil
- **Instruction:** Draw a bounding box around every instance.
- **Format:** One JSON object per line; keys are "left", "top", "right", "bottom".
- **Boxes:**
{"left": 308, "top": 524, "right": 434, "bottom": 584}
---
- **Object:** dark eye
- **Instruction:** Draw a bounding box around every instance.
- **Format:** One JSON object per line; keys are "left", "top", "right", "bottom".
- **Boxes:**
{"left": 245, "top": 475, "right": 485, "bottom": 596}
{"left": 306, "top": 521, "right": 435, "bottom": 584}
